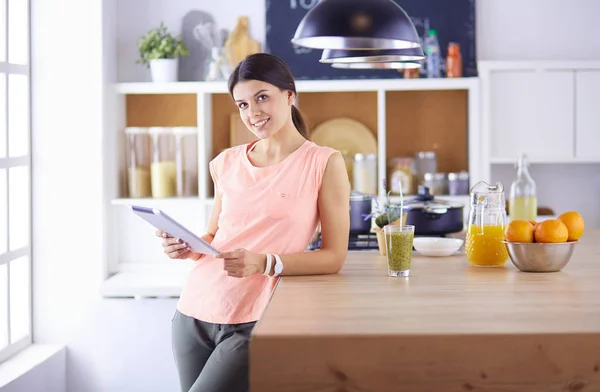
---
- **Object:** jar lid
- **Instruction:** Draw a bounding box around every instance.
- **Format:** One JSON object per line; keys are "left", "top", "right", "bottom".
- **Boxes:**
{"left": 148, "top": 127, "right": 173, "bottom": 135}
{"left": 424, "top": 172, "right": 445, "bottom": 181}
{"left": 389, "top": 157, "right": 413, "bottom": 166}
{"left": 124, "top": 127, "right": 149, "bottom": 134}
{"left": 354, "top": 153, "right": 377, "bottom": 161}
{"left": 350, "top": 191, "right": 372, "bottom": 201}
{"left": 415, "top": 151, "right": 436, "bottom": 159}
{"left": 172, "top": 127, "right": 198, "bottom": 135}
{"left": 448, "top": 171, "right": 469, "bottom": 181}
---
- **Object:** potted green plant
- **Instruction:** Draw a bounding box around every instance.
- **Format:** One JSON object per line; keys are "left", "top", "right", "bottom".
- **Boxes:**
{"left": 137, "top": 22, "right": 189, "bottom": 83}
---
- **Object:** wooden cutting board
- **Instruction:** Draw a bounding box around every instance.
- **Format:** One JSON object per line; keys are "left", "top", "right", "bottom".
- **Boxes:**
{"left": 224, "top": 16, "right": 261, "bottom": 69}
{"left": 309, "top": 117, "right": 378, "bottom": 155}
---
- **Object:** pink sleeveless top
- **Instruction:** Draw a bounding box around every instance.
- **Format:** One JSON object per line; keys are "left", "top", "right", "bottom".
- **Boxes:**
{"left": 177, "top": 140, "right": 338, "bottom": 324}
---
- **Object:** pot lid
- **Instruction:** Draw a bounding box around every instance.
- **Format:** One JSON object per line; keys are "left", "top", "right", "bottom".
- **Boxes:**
{"left": 403, "top": 186, "right": 463, "bottom": 210}
{"left": 350, "top": 191, "right": 373, "bottom": 201}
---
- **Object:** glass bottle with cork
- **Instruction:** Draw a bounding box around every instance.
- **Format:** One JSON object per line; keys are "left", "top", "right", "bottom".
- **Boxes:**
{"left": 509, "top": 154, "right": 537, "bottom": 221}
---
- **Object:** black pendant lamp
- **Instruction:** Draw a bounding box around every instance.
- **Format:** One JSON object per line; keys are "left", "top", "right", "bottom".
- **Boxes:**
{"left": 320, "top": 46, "right": 425, "bottom": 64}
{"left": 292, "top": 0, "right": 421, "bottom": 50}
{"left": 331, "top": 61, "right": 421, "bottom": 70}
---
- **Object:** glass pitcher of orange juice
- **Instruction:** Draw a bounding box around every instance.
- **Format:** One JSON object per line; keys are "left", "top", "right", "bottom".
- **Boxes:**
{"left": 465, "top": 181, "right": 509, "bottom": 267}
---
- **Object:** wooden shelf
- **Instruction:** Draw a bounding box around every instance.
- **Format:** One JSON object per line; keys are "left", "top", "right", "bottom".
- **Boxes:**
{"left": 125, "top": 94, "right": 197, "bottom": 127}
{"left": 385, "top": 89, "right": 468, "bottom": 174}
{"left": 115, "top": 77, "right": 480, "bottom": 95}
{"left": 299, "top": 91, "right": 378, "bottom": 138}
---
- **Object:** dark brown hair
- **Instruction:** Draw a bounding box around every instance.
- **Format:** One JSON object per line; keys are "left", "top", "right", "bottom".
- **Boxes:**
{"left": 228, "top": 53, "right": 308, "bottom": 138}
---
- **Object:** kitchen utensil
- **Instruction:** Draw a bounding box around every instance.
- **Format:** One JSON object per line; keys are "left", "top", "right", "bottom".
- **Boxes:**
{"left": 229, "top": 113, "right": 257, "bottom": 147}
{"left": 403, "top": 186, "right": 464, "bottom": 235}
{"left": 502, "top": 241, "right": 578, "bottom": 272}
{"left": 413, "top": 237, "right": 464, "bottom": 257}
{"left": 465, "top": 181, "right": 508, "bottom": 267}
{"left": 179, "top": 10, "right": 217, "bottom": 81}
{"left": 350, "top": 191, "right": 373, "bottom": 234}
{"left": 224, "top": 16, "right": 261, "bottom": 69}
{"left": 310, "top": 117, "right": 377, "bottom": 156}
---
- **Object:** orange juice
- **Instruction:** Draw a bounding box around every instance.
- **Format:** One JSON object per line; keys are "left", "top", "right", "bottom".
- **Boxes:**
{"left": 465, "top": 224, "right": 508, "bottom": 267}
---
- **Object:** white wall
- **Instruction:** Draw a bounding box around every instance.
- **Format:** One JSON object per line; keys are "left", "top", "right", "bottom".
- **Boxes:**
{"left": 31, "top": 0, "right": 179, "bottom": 390}
{"left": 28, "top": 1, "right": 600, "bottom": 392}
{"left": 476, "top": 0, "right": 600, "bottom": 61}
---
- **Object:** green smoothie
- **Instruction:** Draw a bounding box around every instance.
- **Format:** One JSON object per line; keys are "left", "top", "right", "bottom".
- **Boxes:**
{"left": 385, "top": 230, "right": 414, "bottom": 272}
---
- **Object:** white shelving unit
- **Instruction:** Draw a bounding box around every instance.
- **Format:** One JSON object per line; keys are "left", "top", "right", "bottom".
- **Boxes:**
{"left": 103, "top": 76, "right": 481, "bottom": 296}
{"left": 112, "top": 76, "right": 482, "bottom": 201}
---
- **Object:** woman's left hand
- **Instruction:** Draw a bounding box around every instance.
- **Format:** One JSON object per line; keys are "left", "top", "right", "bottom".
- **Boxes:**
{"left": 216, "top": 249, "right": 265, "bottom": 278}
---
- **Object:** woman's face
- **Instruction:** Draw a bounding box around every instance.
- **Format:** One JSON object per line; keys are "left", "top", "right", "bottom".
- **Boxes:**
{"left": 232, "top": 80, "right": 295, "bottom": 140}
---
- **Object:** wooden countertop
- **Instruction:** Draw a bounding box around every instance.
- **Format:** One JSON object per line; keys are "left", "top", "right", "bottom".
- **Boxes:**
{"left": 250, "top": 229, "right": 600, "bottom": 392}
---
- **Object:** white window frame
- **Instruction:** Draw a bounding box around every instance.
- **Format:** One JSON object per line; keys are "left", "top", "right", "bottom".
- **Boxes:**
{"left": 0, "top": 0, "right": 31, "bottom": 364}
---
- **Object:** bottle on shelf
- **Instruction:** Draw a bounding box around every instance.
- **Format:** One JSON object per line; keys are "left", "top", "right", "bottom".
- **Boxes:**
{"left": 424, "top": 29, "right": 441, "bottom": 78}
{"left": 446, "top": 42, "right": 462, "bottom": 78}
{"left": 509, "top": 154, "right": 537, "bottom": 221}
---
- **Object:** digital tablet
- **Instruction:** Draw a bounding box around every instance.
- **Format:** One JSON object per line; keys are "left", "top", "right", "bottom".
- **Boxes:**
{"left": 130, "top": 205, "right": 220, "bottom": 256}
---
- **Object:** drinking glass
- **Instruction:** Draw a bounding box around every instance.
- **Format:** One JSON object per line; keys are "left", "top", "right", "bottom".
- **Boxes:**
{"left": 384, "top": 225, "right": 415, "bottom": 277}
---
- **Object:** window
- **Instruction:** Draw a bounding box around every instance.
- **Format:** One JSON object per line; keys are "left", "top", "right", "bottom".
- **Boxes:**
{"left": 0, "top": 0, "right": 31, "bottom": 363}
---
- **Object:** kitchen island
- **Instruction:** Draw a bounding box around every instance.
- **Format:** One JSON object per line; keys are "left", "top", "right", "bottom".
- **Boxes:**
{"left": 250, "top": 229, "right": 600, "bottom": 392}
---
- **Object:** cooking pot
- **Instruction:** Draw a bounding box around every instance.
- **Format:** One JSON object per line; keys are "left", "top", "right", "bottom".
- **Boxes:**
{"left": 350, "top": 191, "right": 373, "bottom": 234}
{"left": 404, "top": 186, "right": 464, "bottom": 235}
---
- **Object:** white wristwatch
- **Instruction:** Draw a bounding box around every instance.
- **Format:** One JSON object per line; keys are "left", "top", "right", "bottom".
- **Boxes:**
{"left": 273, "top": 254, "right": 284, "bottom": 277}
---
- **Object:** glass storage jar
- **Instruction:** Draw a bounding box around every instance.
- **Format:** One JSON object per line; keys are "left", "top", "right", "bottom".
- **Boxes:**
{"left": 173, "top": 127, "right": 199, "bottom": 197}
{"left": 389, "top": 157, "right": 414, "bottom": 195}
{"left": 448, "top": 171, "right": 470, "bottom": 195}
{"left": 149, "top": 127, "right": 177, "bottom": 198}
{"left": 353, "top": 153, "right": 377, "bottom": 195}
{"left": 125, "top": 127, "right": 152, "bottom": 198}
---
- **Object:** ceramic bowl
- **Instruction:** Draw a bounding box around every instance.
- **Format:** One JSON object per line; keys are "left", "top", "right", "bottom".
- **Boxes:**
{"left": 501, "top": 241, "right": 578, "bottom": 272}
{"left": 413, "top": 237, "right": 464, "bottom": 257}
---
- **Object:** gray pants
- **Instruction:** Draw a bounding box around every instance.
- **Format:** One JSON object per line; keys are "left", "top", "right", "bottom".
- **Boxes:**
{"left": 171, "top": 310, "right": 256, "bottom": 392}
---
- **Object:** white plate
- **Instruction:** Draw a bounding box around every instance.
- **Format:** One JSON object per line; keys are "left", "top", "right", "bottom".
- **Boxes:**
{"left": 413, "top": 237, "right": 464, "bottom": 257}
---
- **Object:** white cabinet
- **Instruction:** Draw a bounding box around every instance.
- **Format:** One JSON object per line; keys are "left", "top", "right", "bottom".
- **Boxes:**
{"left": 575, "top": 71, "right": 600, "bottom": 159}
{"left": 488, "top": 69, "right": 574, "bottom": 160}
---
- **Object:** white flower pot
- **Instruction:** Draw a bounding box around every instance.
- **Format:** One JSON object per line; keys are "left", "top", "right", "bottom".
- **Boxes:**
{"left": 149, "top": 58, "right": 179, "bottom": 83}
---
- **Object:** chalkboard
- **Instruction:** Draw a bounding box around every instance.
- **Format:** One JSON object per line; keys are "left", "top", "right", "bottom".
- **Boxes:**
{"left": 265, "top": 0, "right": 476, "bottom": 80}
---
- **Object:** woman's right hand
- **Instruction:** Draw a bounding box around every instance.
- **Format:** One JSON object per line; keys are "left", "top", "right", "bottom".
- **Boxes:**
{"left": 155, "top": 230, "right": 200, "bottom": 260}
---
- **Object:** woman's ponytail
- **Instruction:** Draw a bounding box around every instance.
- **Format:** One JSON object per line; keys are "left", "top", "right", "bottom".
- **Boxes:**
{"left": 291, "top": 105, "right": 308, "bottom": 138}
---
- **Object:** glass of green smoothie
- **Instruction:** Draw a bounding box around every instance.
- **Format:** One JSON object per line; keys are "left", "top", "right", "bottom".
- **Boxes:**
{"left": 384, "top": 225, "right": 415, "bottom": 277}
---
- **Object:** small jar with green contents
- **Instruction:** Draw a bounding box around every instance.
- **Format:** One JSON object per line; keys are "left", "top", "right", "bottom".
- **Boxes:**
{"left": 384, "top": 225, "right": 415, "bottom": 277}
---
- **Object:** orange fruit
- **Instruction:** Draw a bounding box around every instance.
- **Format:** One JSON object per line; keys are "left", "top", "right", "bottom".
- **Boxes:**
{"left": 534, "top": 220, "right": 569, "bottom": 243}
{"left": 557, "top": 211, "right": 585, "bottom": 241}
{"left": 504, "top": 220, "right": 535, "bottom": 243}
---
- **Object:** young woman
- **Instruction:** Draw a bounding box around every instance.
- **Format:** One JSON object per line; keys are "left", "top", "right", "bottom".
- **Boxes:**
{"left": 157, "top": 53, "right": 350, "bottom": 392}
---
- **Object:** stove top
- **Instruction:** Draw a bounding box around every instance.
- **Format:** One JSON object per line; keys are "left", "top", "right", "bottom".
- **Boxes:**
{"left": 308, "top": 232, "right": 448, "bottom": 251}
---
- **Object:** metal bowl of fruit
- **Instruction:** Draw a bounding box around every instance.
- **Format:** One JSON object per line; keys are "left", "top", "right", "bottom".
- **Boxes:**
{"left": 502, "top": 213, "right": 584, "bottom": 272}
{"left": 501, "top": 240, "right": 578, "bottom": 272}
